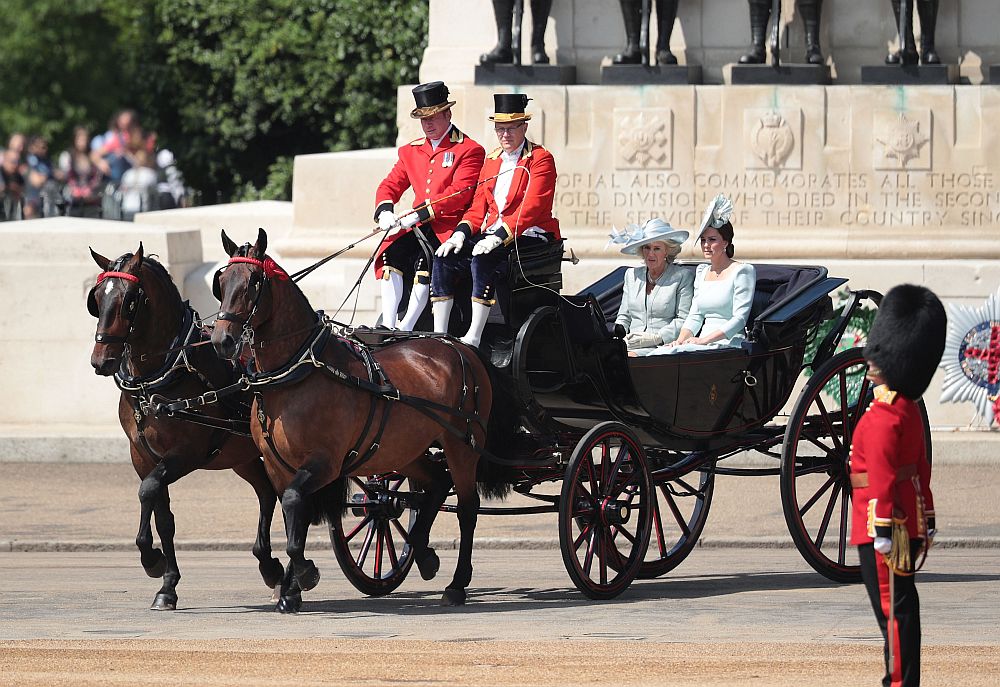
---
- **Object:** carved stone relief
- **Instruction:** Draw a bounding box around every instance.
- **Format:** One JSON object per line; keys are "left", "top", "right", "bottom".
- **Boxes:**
{"left": 743, "top": 109, "right": 803, "bottom": 170}
{"left": 873, "top": 110, "right": 932, "bottom": 171}
{"left": 613, "top": 108, "right": 673, "bottom": 170}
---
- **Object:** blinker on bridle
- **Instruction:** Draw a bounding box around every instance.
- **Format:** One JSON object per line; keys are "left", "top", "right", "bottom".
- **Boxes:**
{"left": 90, "top": 270, "right": 146, "bottom": 345}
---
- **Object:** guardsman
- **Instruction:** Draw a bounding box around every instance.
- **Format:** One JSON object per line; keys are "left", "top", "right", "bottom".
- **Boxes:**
{"left": 850, "top": 284, "right": 946, "bottom": 687}
{"left": 373, "top": 81, "right": 485, "bottom": 330}
{"left": 430, "top": 93, "right": 560, "bottom": 348}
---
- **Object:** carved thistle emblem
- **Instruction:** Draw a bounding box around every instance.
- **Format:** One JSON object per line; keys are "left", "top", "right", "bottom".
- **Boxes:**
{"left": 876, "top": 113, "right": 929, "bottom": 168}
{"left": 750, "top": 112, "right": 795, "bottom": 168}
{"left": 616, "top": 110, "right": 670, "bottom": 168}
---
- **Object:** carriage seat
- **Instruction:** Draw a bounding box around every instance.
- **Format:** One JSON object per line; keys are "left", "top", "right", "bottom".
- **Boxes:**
{"left": 492, "top": 238, "right": 565, "bottom": 329}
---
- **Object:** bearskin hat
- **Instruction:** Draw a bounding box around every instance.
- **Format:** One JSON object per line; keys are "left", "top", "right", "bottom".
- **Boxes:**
{"left": 864, "top": 284, "right": 947, "bottom": 399}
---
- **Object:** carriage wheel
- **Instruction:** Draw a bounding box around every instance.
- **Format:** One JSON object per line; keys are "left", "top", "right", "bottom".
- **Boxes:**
{"left": 559, "top": 422, "right": 652, "bottom": 600}
{"left": 329, "top": 475, "right": 419, "bottom": 596}
{"left": 637, "top": 469, "right": 715, "bottom": 579}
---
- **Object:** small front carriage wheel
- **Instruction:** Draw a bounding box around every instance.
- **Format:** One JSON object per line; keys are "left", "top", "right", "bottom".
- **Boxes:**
{"left": 559, "top": 422, "right": 652, "bottom": 600}
{"left": 329, "top": 474, "right": 419, "bottom": 596}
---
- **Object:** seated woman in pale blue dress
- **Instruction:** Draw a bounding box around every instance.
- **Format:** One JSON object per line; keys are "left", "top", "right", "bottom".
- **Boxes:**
{"left": 661, "top": 195, "right": 756, "bottom": 353}
{"left": 607, "top": 218, "right": 695, "bottom": 357}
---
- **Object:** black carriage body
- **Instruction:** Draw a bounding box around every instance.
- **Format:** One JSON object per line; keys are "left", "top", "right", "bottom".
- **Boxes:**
{"left": 503, "top": 262, "right": 845, "bottom": 453}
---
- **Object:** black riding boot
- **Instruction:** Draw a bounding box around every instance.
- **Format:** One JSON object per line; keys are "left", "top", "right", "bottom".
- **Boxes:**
{"left": 480, "top": 0, "right": 514, "bottom": 65}
{"left": 613, "top": 0, "right": 643, "bottom": 64}
{"left": 800, "top": 0, "right": 825, "bottom": 64}
{"left": 530, "top": 0, "right": 553, "bottom": 64}
{"left": 916, "top": 0, "right": 940, "bottom": 64}
{"left": 885, "top": 0, "right": 918, "bottom": 65}
{"left": 739, "top": 0, "right": 770, "bottom": 64}
{"left": 655, "top": 0, "right": 679, "bottom": 65}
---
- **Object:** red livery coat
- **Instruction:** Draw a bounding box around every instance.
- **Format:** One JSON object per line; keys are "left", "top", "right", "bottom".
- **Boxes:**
{"left": 454, "top": 140, "right": 560, "bottom": 245}
{"left": 373, "top": 126, "right": 485, "bottom": 278}
{"left": 849, "top": 386, "right": 935, "bottom": 545}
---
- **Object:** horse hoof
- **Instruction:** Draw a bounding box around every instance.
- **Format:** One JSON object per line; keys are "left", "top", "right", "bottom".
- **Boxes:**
{"left": 416, "top": 549, "right": 440, "bottom": 581}
{"left": 441, "top": 588, "right": 466, "bottom": 606}
{"left": 261, "top": 558, "right": 284, "bottom": 589}
{"left": 276, "top": 594, "right": 302, "bottom": 614}
{"left": 150, "top": 592, "right": 177, "bottom": 611}
{"left": 143, "top": 551, "right": 167, "bottom": 578}
{"left": 271, "top": 585, "right": 281, "bottom": 603}
{"left": 295, "top": 561, "right": 320, "bottom": 592}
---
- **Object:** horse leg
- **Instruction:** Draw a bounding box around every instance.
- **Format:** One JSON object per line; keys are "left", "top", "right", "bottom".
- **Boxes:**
{"left": 275, "top": 560, "right": 303, "bottom": 614}
{"left": 136, "top": 461, "right": 171, "bottom": 578}
{"left": 399, "top": 460, "right": 452, "bottom": 581}
{"left": 149, "top": 486, "right": 181, "bottom": 610}
{"left": 231, "top": 458, "right": 283, "bottom": 590}
{"left": 280, "top": 468, "right": 321, "bottom": 600}
{"left": 441, "top": 446, "right": 481, "bottom": 606}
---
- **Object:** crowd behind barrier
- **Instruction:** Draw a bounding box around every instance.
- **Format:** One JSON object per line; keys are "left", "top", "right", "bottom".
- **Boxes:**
{"left": 0, "top": 109, "right": 191, "bottom": 223}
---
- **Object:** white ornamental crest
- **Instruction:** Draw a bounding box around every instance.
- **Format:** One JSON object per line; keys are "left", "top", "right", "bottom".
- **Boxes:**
{"left": 939, "top": 287, "right": 1000, "bottom": 426}
{"left": 751, "top": 112, "right": 795, "bottom": 168}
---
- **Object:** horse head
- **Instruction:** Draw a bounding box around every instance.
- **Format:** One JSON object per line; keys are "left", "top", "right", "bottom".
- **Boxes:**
{"left": 88, "top": 244, "right": 148, "bottom": 375}
{"left": 212, "top": 227, "right": 286, "bottom": 361}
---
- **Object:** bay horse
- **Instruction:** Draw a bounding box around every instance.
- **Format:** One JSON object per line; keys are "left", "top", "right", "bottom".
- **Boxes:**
{"left": 89, "top": 244, "right": 284, "bottom": 610}
{"left": 211, "top": 228, "right": 493, "bottom": 610}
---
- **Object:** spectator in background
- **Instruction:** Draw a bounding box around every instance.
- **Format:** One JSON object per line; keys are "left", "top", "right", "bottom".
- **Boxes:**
{"left": 91, "top": 109, "right": 153, "bottom": 183}
{"left": 155, "top": 149, "right": 186, "bottom": 209}
{"left": 23, "top": 136, "right": 56, "bottom": 218}
{"left": 119, "top": 149, "right": 159, "bottom": 220}
{"left": 1, "top": 149, "right": 26, "bottom": 220}
{"left": 62, "top": 127, "right": 103, "bottom": 216}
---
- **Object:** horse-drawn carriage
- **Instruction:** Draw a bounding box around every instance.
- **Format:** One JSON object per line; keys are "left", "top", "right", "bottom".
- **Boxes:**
{"left": 89, "top": 229, "right": 927, "bottom": 610}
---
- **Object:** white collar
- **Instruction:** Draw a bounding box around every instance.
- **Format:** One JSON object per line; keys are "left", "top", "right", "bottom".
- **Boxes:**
{"left": 430, "top": 125, "right": 452, "bottom": 151}
{"left": 501, "top": 143, "right": 524, "bottom": 161}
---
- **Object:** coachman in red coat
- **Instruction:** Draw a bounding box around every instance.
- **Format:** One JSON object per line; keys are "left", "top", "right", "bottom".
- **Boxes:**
{"left": 850, "top": 284, "right": 946, "bottom": 687}
{"left": 430, "top": 93, "right": 560, "bottom": 347}
{"left": 372, "top": 81, "right": 485, "bottom": 330}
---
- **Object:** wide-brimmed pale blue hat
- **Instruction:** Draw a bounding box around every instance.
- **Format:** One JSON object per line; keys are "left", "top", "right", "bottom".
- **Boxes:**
{"left": 607, "top": 218, "right": 689, "bottom": 255}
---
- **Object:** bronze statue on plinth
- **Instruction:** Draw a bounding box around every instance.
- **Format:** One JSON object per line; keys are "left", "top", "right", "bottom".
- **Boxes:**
{"left": 739, "top": 0, "right": 824, "bottom": 65}
{"left": 885, "top": 0, "right": 940, "bottom": 66}
{"left": 480, "top": 0, "right": 553, "bottom": 65}
{"left": 612, "top": 0, "right": 680, "bottom": 66}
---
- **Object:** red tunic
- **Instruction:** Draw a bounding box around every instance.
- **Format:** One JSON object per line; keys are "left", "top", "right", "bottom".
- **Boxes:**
{"left": 372, "top": 126, "right": 485, "bottom": 278}
{"left": 849, "top": 386, "right": 935, "bottom": 545}
{"left": 454, "top": 140, "right": 560, "bottom": 245}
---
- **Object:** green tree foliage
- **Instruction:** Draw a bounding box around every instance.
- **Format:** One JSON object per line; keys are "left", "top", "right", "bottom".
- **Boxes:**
{"left": 1, "top": 0, "right": 428, "bottom": 201}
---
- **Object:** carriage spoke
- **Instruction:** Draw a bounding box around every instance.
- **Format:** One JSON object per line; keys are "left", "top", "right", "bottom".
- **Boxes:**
{"left": 850, "top": 376, "right": 872, "bottom": 429}
{"left": 814, "top": 483, "right": 842, "bottom": 549}
{"left": 801, "top": 430, "right": 837, "bottom": 457}
{"left": 385, "top": 521, "right": 400, "bottom": 572}
{"left": 839, "top": 371, "right": 850, "bottom": 440}
{"left": 574, "top": 520, "right": 595, "bottom": 550}
{"left": 599, "top": 529, "right": 609, "bottom": 585}
{"left": 650, "top": 490, "right": 668, "bottom": 557}
{"left": 583, "top": 529, "right": 597, "bottom": 575}
{"left": 837, "top": 486, "right": 850, "bottom": 565}
{"left": 344, "top": 514, "right": 373, "bottom": 543}
{"left": 604, "top": 443, "right": 629, "bottom": 497}
{"left": 374, "top": 522, "right": 385, "bottom": 579}
{"left": 356, "top": 519, "right": 377, "bottom": 568}
{"left": 798, "top": 474, "right": 836, "bottom": 518}
{"left": 612, "top": 523, "right": 637, "bottom": 546}
{"left": 814, "top": 395, "right": 844, "bottom": 454}
{"left": 663, "top": 487, "right": 692, "bottom": 537}
{"left": 390, "top": 517, "right": 411, "bottom": 545}
{"left": 585, "top": 452, "right": 600, "bottom": 504}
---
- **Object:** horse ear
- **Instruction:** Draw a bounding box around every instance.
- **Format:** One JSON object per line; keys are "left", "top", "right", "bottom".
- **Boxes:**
{"left": 221, "top": 230, "right": 238, "bottom": 257}
{"left": 124, "top": 243, "right": 144, "bottom": 273}
{"left": 90, "top": 247, "right": 111, "bottom": 270}
{"left": 255, "top": 227, "right": 268, "bottom": 257}
{"left": 134, "top": 242, "right": 144, "bottom": 264}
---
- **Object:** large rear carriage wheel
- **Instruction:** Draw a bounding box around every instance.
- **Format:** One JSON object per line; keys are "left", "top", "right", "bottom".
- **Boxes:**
{"left": 329, "top": 475, "right": 419, "bottom": 596}
{"left": 559, "top": 422, "right": 652, "bottom": 600}
{"left": 637, "top": 468, "right": 714, "bottom": 579}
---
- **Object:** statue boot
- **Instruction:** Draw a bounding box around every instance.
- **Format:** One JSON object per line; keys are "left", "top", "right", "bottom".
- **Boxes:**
{"left": 480, "top": 0, "right": 515, "bottom": 65}
{"left": 529, "top": 0, "right": 553, "bottom": 64}
{"left": 739, "top": 0, "right": 770, "bottom": 64}
{"left": 613, "top": 0, "right": 643, "bottom": 64}
{"left": 885, "top": 0, "right": 918, "bottom": 66}
{"left": 916, "top": 0, "right": 940, "bottom": 64}
{"left": 800, "top": 0, "right": 825, "bottom": 65}
{"left": 655, "top": 0, "right": 679, "bottom": 65}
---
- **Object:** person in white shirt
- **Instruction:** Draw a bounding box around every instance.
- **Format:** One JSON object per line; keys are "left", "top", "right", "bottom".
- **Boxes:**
{"left": 662, "top": 195, "right": 756, "bottom": 352}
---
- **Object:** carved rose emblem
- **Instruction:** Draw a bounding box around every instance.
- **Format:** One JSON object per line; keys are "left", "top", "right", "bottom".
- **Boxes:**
{"left": 751, "top": 111, "right": 795, "bottom": 168}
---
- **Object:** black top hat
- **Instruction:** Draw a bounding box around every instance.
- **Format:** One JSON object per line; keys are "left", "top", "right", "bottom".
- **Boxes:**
{"left": 489, "top": 93, "right": 532, "bottom": 122}
{"left": 865, "top": 284, "right": 947, "bottom": 400}
{"left": 410, "top": 81, "right": 456, "bottom": 119}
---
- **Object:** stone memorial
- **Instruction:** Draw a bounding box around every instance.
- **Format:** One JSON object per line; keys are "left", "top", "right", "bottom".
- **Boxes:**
{"left": 601, "top": 0, "right": 702, "bottom": 85}
{"left": 474, "top": 0, "right": 575, "bottom": 85}
{"left": 730, "top": 0, "right": 832, "bottom": 84}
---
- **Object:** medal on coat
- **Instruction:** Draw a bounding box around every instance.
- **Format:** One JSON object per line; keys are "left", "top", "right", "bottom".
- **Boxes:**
{"left": 442, "top": 151, "right": 454, "bottom": 168}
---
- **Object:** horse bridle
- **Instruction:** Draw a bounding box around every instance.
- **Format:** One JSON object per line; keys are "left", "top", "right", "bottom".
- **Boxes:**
{"left": 213, "top": 254, "right": 291, "bottom": 357}
{"left": 88, "top": 269, "right": 147, "bottom": 345}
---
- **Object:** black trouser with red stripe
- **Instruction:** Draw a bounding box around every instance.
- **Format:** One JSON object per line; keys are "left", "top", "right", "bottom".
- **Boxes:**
{"left": 859, "top": 541, "right": 923, "bottom": 687}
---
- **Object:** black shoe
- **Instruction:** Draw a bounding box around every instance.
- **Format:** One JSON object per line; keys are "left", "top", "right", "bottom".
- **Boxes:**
{"left": 921, "top": 48, "right": 940, "bottom": 65}
{"left": 479, "top": 45, "right": 514, "bottom": 65}
{"left": 613, "top": 49, "right": 642, "bottom": 65}
{"left": 806, "top": 46, "right": 824, "bottom": 65}
{"left": 739, "top": 46, "right": 766, "bottom": 64}
{"left": 656, "top": 49, "right": 678, "bottom": 65}
{"left": 531, "top": 46, "right": 550, "bottom": 64}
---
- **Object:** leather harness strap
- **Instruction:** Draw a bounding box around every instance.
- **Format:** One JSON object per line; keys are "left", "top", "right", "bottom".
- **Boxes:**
{"left": 849, "top": 462, "right": 918, "bottom": 489}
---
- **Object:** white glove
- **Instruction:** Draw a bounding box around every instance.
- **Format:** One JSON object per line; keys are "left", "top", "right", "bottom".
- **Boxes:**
{"left": 378, "top": 210, "right": 398, "bottom": 231}
{"left": 398, "top": 212, "right": 419, "bottom": 229}
{"left": 873, "top": 537, "right": 892, "bottom": 555}
{"left": 435, "top": 232, "right": 465, "bottom": 257}
{"left": 927, "top": 528, "right": 937, "bottom": 542}
{"left": 472, "top": 234, "right": 503, "bottom": 256}
{"left": 625, "top": 332, "right": 663, "bottom": 350}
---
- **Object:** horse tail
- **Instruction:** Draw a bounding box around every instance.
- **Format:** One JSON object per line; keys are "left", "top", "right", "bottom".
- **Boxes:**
{"left": 308, "top": 475, "right": 347, "bottom": 527}
{"left": 476, "top": 351, "right": 521, "bottom": 501}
